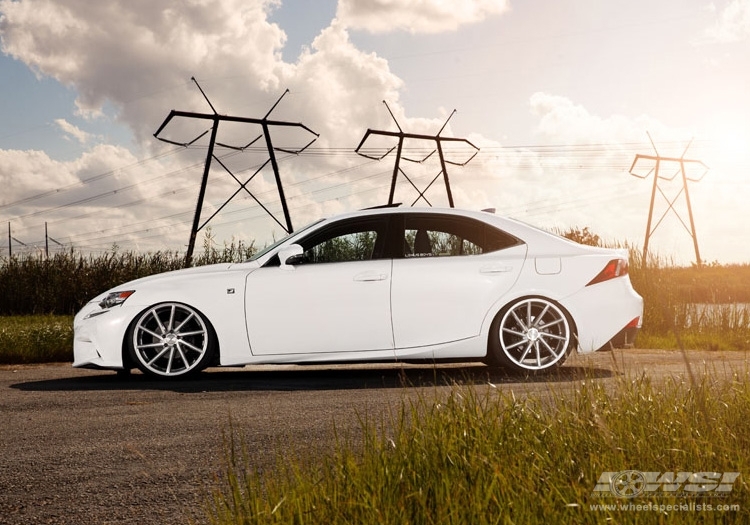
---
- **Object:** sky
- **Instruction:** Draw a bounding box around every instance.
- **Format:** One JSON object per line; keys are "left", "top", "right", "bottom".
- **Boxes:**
{"left": 0, "top": 0, "right": 749, "bottom": 264}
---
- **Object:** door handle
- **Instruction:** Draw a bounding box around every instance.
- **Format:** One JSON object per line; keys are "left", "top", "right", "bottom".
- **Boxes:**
{"left": 480, "top": 265, "right": 513, "bottom": 274}
{"left": 354, "top": 272, "right": 388, "bottom": 282}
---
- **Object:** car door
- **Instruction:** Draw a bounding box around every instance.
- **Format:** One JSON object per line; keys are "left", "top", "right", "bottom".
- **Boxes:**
{"left": 391, "top": 213, "right": 527, "bottom": 351}
{"left": 245, "top": 216, "right": 395, "bottom": 355}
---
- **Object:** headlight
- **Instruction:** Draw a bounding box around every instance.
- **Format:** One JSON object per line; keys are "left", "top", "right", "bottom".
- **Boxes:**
{"left": 98, "top": 290, "right": 135, "bottom": 309}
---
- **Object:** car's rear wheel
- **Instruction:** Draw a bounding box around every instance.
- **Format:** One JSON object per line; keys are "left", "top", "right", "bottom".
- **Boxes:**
{"left": 489, "top": 297, "right": 572, "bottom": 372}
{"left": 128, "top": 303, "right": 216, "bottom": 378}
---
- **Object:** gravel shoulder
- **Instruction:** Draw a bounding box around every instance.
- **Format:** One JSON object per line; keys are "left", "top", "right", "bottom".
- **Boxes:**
{"left": 1, "top": 349, "right": 748, "bottom": 525}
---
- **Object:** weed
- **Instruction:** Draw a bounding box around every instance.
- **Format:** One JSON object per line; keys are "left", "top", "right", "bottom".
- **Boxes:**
{"left": 208, "top": 371, "right": 750, "bottom": 524}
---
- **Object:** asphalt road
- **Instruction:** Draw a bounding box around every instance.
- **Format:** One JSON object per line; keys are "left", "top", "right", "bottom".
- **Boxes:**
{"left": 1, "top": 349, "right": 747, "bottom": 525}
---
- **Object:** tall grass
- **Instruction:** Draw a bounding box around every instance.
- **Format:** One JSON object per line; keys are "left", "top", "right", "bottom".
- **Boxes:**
{"left": 0, "top": 315, "right": 73, "bottom": 363}
{"left": 0, "top": 237, "right": 257, "bottom": 363}
{"left": 1, "top": 235, "right": 749, "bottom": 350}
{"left": 0, "top": 237, "right": 256, "bottom": 315}
{"left": 560, "top": 229, "right": 750, "bottom": 349}
{"left": 208, "top": 371, "right": 750, "bottom": 524}
{"left": 628, "top": 251, "right": 750, "bottom": 351}
{"left": 0, "top": 250, "right": 186, "bottom": 315}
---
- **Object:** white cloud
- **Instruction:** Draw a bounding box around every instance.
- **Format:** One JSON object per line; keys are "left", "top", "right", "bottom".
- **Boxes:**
{"left": 0, "top": 149, "right": 77, "bottom": 206}
{"left": 0, "top": 144, "right": 198, "bottom": 251}
{"left": 1, "top": 1, "right": 747, "bottom": 263}
{"left": 524, "top": 92, "right": 749, "bottom": 265}
{"left": 336, "top": 0, "right": 510, "bottom": 34}
{"left": 74, "top": 99, "right": 105, "bottom": 121}
{"left": 705, "top": 0, "right": 750, "bottom": 43}
{"left": 292, "top": 22, "right": 404, "bottom": 145}
{"left": 0, "top": 144, "right": 146, "bottom": 210}
{"left": 0, "top": 0, "right": 427, "bottom": 252}
{"left": 529, "top": 92, "right": 682, "bottom": 145}
{"left": 0, "top": 0, "right": 289, "bottom": 144}
{"left": 0, "top": 0, "right": 416, "bottom": 153}
{"left": 54, "top": 119, "right": 93, "bottom": 145}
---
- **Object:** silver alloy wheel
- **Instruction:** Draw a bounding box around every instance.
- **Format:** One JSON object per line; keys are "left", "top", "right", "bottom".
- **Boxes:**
{"left": 497, "top": 298, "right": 571, "bottom": 371}
{"left": 131, "top": 303, "right": 209, "bottom": 377}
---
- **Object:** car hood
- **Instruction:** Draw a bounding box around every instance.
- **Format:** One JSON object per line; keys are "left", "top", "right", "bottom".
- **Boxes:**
{"left": 89, "top": 261, "right": 261, "bottom": 301}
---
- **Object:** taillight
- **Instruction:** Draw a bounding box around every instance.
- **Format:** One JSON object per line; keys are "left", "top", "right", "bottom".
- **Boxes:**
{"left": 625, "top": 317, "right": 641, "bottom": 329}
{"left": 586, "top": 258, "right": 628, "bottom": 286}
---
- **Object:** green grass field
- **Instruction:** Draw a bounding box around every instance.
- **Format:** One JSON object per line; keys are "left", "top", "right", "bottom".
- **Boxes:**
{"left": 208, "top": 369, "right": 750, "bottom": 524}
{"left": 1, "top": 245, "right": 748, "bottom": 523}
{"left": 1, "top": 246, "right": 749, "bottom": 363}
{"left": 0, "top": 315, "right": 73, "bottom": 364}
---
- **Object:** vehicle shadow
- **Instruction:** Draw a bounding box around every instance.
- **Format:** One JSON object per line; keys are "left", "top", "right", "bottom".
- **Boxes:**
{"left": 11, "top": 361, "right": 617, "bottom": 393}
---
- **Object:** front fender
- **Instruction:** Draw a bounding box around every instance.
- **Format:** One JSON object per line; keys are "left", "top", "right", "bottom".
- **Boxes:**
{"left": 74, "top": 269, "right": 254, "bottom": 369}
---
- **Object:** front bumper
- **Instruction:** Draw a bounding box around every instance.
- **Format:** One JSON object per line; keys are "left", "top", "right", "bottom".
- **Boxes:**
{"left": 72, "top": 303, "right": 135, "bottom": 370}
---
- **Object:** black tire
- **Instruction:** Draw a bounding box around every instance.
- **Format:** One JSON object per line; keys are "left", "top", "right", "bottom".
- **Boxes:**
{"left": 487, "top": 297, "right": 573, "bottom": 373}
{"left": 127, "top": 302, "right": 216, "bottom": 379}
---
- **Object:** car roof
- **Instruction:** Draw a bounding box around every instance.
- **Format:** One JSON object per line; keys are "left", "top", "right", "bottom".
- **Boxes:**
{"left": 318, "top": 206, "right": 611, "bottom": 257}
{"left": 332, "top": 205, "right": 497, "bottom": 221}
{"left": 323, "top": 206, "right": 526, "bottom": 235}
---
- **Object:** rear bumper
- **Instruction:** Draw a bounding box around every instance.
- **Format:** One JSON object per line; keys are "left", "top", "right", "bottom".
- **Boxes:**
{"left": 562, "top": 276, "right": 643, "bottom": 354}
{"left": 599, "top": 324, "right": 640, "bottom": 351}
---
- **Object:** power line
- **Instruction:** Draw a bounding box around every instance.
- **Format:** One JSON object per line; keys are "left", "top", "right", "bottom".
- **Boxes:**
{"left": 0, "top": 147, "right": 185, "bottom": 212}
{"left": 153, "top": 79, "right": 320, "bottom": 265}
{"left": 3, "top": 135, "right": 724, "bottom": 255}
{"left": 1, "top": 139, "right": 674, "bottom": 223}
{"left": 629, "top": 133, "right": 708, "bottom": 267}
{"left": 355, "top": 102, "right": 479, "bottom": 207}
{"left": 54, "top": 166, "right": 395, "bottom": 248}
{"left": 9, "top": 149, "right": 382, "bottom": 248}
{"left": 54, "top": 163, "right": 640, "bottom": 252}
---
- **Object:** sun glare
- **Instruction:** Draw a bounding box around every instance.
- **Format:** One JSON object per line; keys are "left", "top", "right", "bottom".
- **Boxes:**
{"left": 720, "top": 131, "right": 750, "bottom": 163}
{"left": 709, "top": 121, "right": 750, "bottom": 166}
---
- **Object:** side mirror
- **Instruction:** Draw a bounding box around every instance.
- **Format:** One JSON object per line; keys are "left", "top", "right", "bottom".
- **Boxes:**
{"left": 278, "top": 244, "right": 304, "bottom": 270}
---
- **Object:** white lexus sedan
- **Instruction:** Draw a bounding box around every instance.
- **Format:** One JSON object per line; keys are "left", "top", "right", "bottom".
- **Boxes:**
{"left": 73, "top": 207, "right": 643, "bottom": 379}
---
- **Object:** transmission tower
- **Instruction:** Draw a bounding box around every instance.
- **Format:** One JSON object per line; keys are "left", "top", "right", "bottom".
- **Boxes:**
{"left": 355, "top": 102, "right": 479, "bottom": 207}
{"left": 44, "top": 222, "right": 63, "bottom": 257}
{"left": 629, "top": 133, "right": 708, "bottom": 267}
{"left": 154, "top": 78, "right": 318, "bottom": 266}
{"left": 6, "top": 222, "right": 28, "bottom": 257}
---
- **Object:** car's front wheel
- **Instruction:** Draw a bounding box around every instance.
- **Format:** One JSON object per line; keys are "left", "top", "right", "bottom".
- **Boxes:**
{"left": 127, "top": 302, "right": 216, "bottom": 378}
{"left": 488, "top": 297, "right": 573, "bottom": 372}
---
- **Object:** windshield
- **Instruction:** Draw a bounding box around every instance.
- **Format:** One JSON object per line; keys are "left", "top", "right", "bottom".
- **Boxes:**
{"left": 246, "top": 218, "right": 325, "bottom": 262}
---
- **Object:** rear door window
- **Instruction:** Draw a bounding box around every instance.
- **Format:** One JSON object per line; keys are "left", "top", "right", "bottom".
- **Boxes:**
{"left": 402, "top": 214, "right": 521, "bottom": 258}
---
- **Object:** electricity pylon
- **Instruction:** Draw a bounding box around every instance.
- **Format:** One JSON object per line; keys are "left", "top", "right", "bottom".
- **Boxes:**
{"left": 154, "top": 78, "right": 318, "bottom": 266}
{"left": 629, "top": 133, "right": 708, "bottom": 267}
{"left": 355, "top": 102, "right": 479, "bottom": 207}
